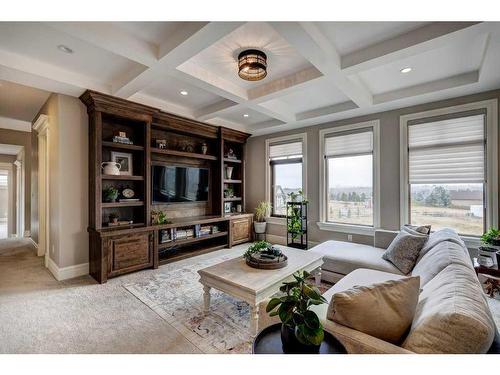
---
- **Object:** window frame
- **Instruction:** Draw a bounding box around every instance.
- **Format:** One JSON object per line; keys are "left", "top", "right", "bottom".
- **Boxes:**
{"left": 318, "top": 120, "right": 380, "bottom": 235}
{"left": 400, "top": 99, "right": 498, "bottom": 247}
{"left": 265, "top": 133, "right": 307, "bottom": 225}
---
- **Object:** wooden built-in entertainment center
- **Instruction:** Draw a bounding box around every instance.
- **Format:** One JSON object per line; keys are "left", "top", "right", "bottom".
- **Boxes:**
{"left": 81, "top": 90, "right": 253, "bottom": 283}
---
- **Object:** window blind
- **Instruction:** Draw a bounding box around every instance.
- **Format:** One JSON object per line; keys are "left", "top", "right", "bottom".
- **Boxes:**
{"left": 408, "top": 114, "right": 485, "bottom": 184}
{"left": 324, "top": 130, "right": 373, "bottom": 157}
{"left": 269, "top": 140, "right": 302, "bottom": 159}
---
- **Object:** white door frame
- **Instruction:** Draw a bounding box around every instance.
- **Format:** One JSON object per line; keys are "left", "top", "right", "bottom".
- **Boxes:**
{"left": 14, "top": 153, "right": 25, "bottom": 238}
{"left": 0, "top": 163, "right": 14, "bottom": 238}
{"left": 33, "top": 115, "right": 50, "bottom": 266}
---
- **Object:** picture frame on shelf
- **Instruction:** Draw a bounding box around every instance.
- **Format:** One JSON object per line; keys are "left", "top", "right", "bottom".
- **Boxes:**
{"left": 111, "top": 151, "right": 133, "bottom": 176}
{"left": 224, "top": 202, "right": 232, "bottom": 214}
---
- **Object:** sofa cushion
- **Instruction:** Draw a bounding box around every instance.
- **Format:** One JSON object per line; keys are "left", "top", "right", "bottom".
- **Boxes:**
{"left": 311, "top": 240, "right": 403, "bottom": 276}
{"left": 382, "top": 227, "right": 428, "bottom": 274}
{"left": 417, "top": 227, "right": 465, "bottom": 262}
{"left": 327, "top": 276, "right": 420, "bottom": 344}
{"left": 403, "top": 263, "right": 496, "bottom": 353}
{"left": 411, "top": 240, "right": 474, "bottom": 286}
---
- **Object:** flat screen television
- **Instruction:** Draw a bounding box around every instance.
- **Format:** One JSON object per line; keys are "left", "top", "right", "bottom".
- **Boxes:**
{"left": 152, "top": 165, "right": 209, "bottom": 203}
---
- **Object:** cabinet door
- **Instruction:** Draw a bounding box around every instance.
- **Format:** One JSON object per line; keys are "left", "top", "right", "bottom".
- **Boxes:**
{"left": 231, "top": 217, "right": 252, "bottom": 245}
{"left": 107, "top": 232, "right": 153, "bottom": 276}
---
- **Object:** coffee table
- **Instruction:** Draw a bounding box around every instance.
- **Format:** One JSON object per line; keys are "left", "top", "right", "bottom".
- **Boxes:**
{"left": 197, "top": 246, "right": 323, "bottom": 337}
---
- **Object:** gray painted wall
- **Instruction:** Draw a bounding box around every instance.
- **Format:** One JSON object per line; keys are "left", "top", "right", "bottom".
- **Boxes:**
{"left": 246, "top": 89, "right": 500, "bottom": 246}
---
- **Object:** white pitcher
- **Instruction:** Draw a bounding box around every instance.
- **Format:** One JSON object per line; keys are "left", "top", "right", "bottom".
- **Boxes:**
{"left": 102, "top": 162, "right": 121, "bottom": 175}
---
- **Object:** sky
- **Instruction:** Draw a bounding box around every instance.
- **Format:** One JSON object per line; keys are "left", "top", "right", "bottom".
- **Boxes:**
{"left": 328, "top": 154, "right": 372, "bottom": 188}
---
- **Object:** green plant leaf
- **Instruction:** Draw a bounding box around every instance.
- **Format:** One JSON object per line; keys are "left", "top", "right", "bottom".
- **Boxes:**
{"left": 269, "top": 310, "right": 279, "bottom": 317}
{"left": 303, "top": 284, "right": 322, "bottom": 301}
{"left": 266, "top": 298, "right": 281, "bottom": 313}
{"left": 303, "top": 310, "right": 320, "bottom": 330}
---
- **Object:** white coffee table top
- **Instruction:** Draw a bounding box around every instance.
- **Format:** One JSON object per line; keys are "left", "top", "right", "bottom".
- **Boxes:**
{"left": 198, "top": 246, "right": 323, "bottom": 295}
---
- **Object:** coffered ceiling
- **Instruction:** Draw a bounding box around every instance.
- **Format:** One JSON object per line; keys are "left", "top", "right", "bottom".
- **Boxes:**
{"left": 0, "top": 21, "right": 499, "bottom": 135}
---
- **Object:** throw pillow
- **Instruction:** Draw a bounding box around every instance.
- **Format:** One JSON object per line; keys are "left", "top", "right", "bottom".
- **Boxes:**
{"left": 327, "top": 276, "right": 421, "bottom": 344}
{"left": 404, "top": 224, "right": 431, "bottom": 235}
{"left": 382, "top": 226, "right": 429, "bottom": 274}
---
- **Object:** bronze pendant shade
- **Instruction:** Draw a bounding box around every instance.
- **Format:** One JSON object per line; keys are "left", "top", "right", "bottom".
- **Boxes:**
{"left": 238, "top": 49, "right": 267, "bottom": 81}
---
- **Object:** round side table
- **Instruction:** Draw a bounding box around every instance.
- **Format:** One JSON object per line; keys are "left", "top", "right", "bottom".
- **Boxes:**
{"left": 252, "top": 323, "right": 347, "bottom": 354}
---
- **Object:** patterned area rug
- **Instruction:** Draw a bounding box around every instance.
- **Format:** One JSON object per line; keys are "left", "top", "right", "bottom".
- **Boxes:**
{"left": 124, "top": 249, "right": 254, "bottom": 353}
{"left": 124, "top": 246, "right": 500, "bottom": 354}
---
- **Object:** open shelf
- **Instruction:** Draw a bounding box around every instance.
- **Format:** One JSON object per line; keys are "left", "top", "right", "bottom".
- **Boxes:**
{"left": 102, "top": 201, "right": 144, "bottom": 208}
{"left": 100, "top": 223, "right": 145, "bottom": 231}
{"left": 224, "top": 179, "right": 242, "bottom": 184}
{"left": 151, "top": 148, "right": 217, "bottom": 161}
{"left": 102, "top": 175, "right": 144, "bottom": 181}
{"left": 224, "top": 197, "right": 242, "bottom": 202}
{"left": 158, "top": 231, "right": 228, "bottom": 249}
{"left": 102, "top": 141, "right": 144, "bottom": 151}
{"left": 159, "top": 244, "right": 227, "bottom": 265}
{"left": 223, "top": 158, "right": 242, "bottom": 163}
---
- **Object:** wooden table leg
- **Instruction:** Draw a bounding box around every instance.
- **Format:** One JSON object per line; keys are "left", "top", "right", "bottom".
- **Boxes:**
{"left": 315, "top": 267, "right": 322, "bottom": 286}
{"left": 203, "top": 285, "right": 211, "bottom": 314}
{"left": 250, "top": 303, "right": 259, "bottom": 337}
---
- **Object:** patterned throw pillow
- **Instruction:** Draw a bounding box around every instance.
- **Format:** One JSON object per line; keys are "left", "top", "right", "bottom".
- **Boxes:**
{"left": 382, "top": 225, "right": 430, "bottom": 274}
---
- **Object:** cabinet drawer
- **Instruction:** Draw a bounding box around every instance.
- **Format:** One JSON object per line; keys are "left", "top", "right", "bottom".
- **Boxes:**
{"left": 108, "top": 232, "right": 152, "bottom": 274}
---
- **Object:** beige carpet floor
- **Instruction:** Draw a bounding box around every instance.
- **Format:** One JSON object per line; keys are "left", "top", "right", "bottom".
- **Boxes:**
{"left": 1, "top": 238, "right": 499, "bottom": 353}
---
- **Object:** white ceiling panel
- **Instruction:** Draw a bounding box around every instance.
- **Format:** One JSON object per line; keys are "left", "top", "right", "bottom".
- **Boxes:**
{"left": 141, "top": 73, "right": 222, "bottom": 110}
{"left": 217, "top": 107, "right": 274, "bottom": 126}
{"left": 114, "top": 22, "right": 200, "bottom": 46}
{"left": 356, "top": 33, "right": 487, "bottom": 95}
{"left": 0, "top": 22, "right": 142, "bottom": 84}
{"left": 316, "top": 22, "right": 428, "bottom": 55}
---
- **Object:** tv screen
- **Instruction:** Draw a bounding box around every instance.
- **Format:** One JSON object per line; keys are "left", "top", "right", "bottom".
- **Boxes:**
{"left": 152, "top": 165, "right": 209, "bottom": 203}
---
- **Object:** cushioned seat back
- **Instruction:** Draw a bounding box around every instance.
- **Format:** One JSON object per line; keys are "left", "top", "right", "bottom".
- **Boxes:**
{"left": 411, "top": 241, "right": 474, "bottom": 286}
{"left": 403, "top": 263, "right": 496, "bottom": 353}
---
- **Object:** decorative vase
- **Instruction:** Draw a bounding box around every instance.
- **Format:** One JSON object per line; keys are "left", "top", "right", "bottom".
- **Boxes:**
{"left": 101, "top": 162, "right": 121, "bottom": 176}
{"left": 280, "top": 324, "right": 320, "bottom": 354}
{"left": 254, "top": 222, "right": 267, "bottom": 234}
{"left": 225, "top": 166, "right": 234, "bottom": 179}
{"left": 201, "top": 143, "right": 208, "bottom": 155}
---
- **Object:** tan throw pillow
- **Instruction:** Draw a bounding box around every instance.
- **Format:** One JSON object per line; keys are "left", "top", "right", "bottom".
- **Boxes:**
{"left": 327, "top": 276, "right": 421, "bottom": 344}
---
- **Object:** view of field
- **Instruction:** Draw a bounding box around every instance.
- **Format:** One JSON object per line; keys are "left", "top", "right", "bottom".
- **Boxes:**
{"left": 327, "top": 200, "right": 373, "bottom": 225}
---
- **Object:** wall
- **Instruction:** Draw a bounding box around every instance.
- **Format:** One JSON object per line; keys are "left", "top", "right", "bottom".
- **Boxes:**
{"left": 33, "top": 94, "right": 88, "bottom": 268}
{"left": 0, "top": 127, "right": 31, "bottom": 233}
{"left": 246, "top": 89, "right": 500, "bottom": 246}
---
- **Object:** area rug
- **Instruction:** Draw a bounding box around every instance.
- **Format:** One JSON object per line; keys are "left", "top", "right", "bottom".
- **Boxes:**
{"left": 124, "top": 250, "right": 254, "bottom": 353}
{"left": 124, "top": 246, "right": 500, "bottom": 354}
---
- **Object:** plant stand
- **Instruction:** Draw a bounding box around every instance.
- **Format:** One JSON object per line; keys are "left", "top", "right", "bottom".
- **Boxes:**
{"left": 286, "top": 201, "right": 308, "bottom": 250}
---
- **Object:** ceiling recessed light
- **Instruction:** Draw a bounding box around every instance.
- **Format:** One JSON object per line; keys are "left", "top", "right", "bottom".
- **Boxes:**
{"left": 179, "top": 90, "right": 188, "bottom": 96}
{"left": 57, "top": 45, "right": 74, "bottom": 54}
{"left": 400, "top": 67, "right": 412, "bottom": 74}
{"left": 243, "top": 114, "right": 249, "bottom": 118}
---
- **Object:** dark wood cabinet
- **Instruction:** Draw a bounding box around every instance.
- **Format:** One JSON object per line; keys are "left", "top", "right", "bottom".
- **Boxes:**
{"left": 229, "top": 214, "right": 253, "bottom": 246}
{"left": 81, "top": 90, "right": 251, "bottom": 283}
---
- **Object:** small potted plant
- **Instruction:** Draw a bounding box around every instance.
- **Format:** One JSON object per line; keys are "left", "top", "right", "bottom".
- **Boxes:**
{"left": 103, "top": 186, "right": 119, "bottom": 203}
{"left": 481, "top": 228, "right": 500, "bottom": 247}
{"left": 254, "top": 201, "right": 271, "bottom": 234}
{"left": 266, "top": 271, "right": 327, "bottom": 353}
{"left": 108, "top": 213, "right": 119, "bottom": 225}
{"left": 224, "top": 186, "right": 234, "bottom": 198}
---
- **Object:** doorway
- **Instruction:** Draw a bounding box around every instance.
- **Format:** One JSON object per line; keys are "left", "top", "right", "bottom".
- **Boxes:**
{"left": 0, "top": 168, "right": 11, "bottom": 239}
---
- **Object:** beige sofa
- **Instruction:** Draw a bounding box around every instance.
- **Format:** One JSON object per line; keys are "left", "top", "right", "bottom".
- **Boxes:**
{"left": 259, "top": 228, "right": 499, "bottom": 353}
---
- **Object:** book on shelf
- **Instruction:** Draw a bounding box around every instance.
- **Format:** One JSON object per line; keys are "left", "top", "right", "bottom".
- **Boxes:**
{"left": 119, "top": 198, "right": 140, "bottom": 202}
{"left": 112, "top": 136, "right": 133, "bottom": 145}
{"left": 108, "top": 220, "right": 134, "bottom": 227}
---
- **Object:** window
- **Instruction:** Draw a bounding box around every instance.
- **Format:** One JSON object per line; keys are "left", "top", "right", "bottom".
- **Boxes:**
{"left": 266, "top": 135, "right": 306, "bottom": 218}
{"left": 319, "top": 121, "right": 380, "bottom": 234}
{"left": 401, "top": 100, "right": 498, "bottom": 241}
{"left": 407, "top": 114, "right": 486, "bottom": 236}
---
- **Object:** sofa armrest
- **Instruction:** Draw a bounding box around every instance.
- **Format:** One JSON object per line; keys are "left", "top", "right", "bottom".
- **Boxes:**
{"left": 322, "top": 319, "right": 414, "bottom": 354}
{"left": 374, "top": 229, "right": 399, "bottom": 249}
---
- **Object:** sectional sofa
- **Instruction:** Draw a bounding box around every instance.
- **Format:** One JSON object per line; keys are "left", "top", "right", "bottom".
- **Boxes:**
{"left": 259, "top": 228, "right": 499, "bottom": 353}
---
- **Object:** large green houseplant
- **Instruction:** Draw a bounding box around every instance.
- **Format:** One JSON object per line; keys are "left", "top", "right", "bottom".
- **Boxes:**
{"left": 266, "top": 271, "right": 327, "bottom": 353}
{"left": 254, "top": 201, "right": 271, "bottom": 234}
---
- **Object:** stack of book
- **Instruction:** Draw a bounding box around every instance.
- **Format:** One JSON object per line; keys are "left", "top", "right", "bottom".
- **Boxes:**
{"left": 196, "top": 225, "right": 211, "bottom": 237}
{"left": 112, "top": 135, "right": 133, "bottom": 145}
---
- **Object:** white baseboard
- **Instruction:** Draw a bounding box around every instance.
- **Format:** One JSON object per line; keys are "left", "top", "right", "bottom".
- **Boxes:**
{"left": 47, "top": 257, "right": 89, "bottom": 281}
{"left": 266, "top": 234, "right": 319, "bottom": 248}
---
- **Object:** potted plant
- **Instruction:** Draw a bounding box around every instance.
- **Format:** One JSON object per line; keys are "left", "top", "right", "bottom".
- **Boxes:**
{"left": 254, "top": 201, "right": 271, "bottom": 234}
{"left": 266, "top": 271, "right": 327, "bottom": 353}
{"left": 103, "top": 186, "right": 119, "bottom": 203}
{"left": 481, "top": 227, "right": 500, "bottom": 247}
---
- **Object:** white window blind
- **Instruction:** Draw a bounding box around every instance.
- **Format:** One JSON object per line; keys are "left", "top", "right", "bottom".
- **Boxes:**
{"left": 269, "top": 140, "right": 302, "bottom": 159}
{"left": 408, "top": 114, "right": 485, "bottom": 184}
{"left": 325, "top": 130, "right": 373, "bottom": 157}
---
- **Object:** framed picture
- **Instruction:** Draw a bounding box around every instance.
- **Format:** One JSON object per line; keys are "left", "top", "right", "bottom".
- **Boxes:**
{"left": 224, "top": 202, "right": 232, "bottom": 214}
{"left": 111, "top": 151, "right": 133, "bottom": 176}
